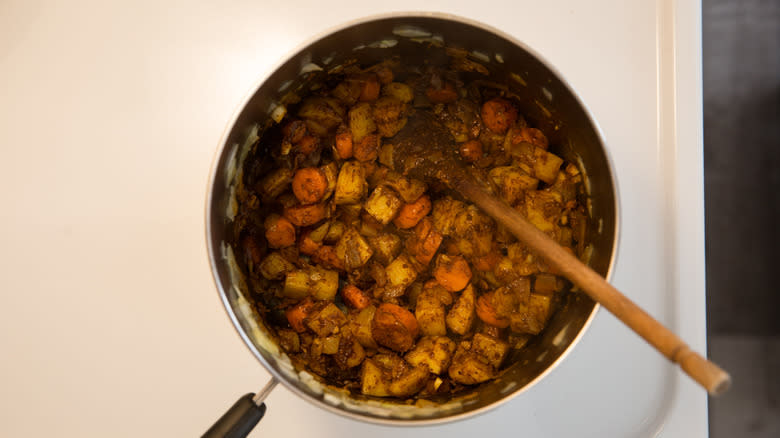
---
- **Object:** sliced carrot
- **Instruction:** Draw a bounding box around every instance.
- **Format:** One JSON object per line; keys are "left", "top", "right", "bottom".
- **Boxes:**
{"left": 283, "top": 203, "right": 327, "bottom": 227}
{"left": 292, "top": 167, "right": 328, "bottom": 204}
{"left": 476, "top": 294, "right": 510, "bottom": 328}
{"left": 342, "top": 284, "right": 371, "bottom": 309}
{"left": 313, "top": 245, "right": 344, "bottom": 270}
{"left": 481, "top": 98, "right": 517, "bottom": 134}
{"left": 298, "top": 234, "right": 321, "bottom": 256}
{"left": 353, "top": 133, "right": 379, "bottom": 162}
{"left": 297, "top": 135, "right": 319, "bottom": 154}
{"left": 425, "top": 82, "right": 458, "bottom": 104}
{"left": 371, "top": 303, "right": 419, "bottom": 351}
{"left": 359, "top": 74, "right": 380, "bottom": 102}
{"left": 473, "top": 249, "right": 501, "bottom": 271}
{"left": 264, "top": 214, "right": 296, "bottom": 248}
{"left": 406, "top": 217, "right": 443, "bottom": 265}
{"left": 286, "top": 298, "right": 315, "bottom": 332}
{"left": 459, "top": 139, "right": 483, "bottom": 163}
{"left": 393, "top": 195, "right": 432, "bottom": 229}
{"left": 334, "top": 132, "right": 353, "bottom": 159}
{"left": 433, "top": 254, "right": 472, "bottom": 292}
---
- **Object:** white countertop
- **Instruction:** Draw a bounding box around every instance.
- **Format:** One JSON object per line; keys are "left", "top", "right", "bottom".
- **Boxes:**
{"left": 0, "top": 1, "right": 708, "bottom": 436}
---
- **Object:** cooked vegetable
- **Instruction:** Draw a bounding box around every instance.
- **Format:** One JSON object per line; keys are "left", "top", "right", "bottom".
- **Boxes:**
{"left": 334, "top": 131, "right": 353, "bottom": 159}
{"left": 334, "top": 227, "right": 373, "bottom": 270}
{"left": 334, "top": 161, "right": 366, "bottom": 205}
{"left": 385, "top": 253, "right": 418, "bottom": 294}
{"left": 285, "top": 298, "right": 315, "bottom": 333}
{"left": 306, "top": 301, "right": 347, "bottom": 337}
{"left": 258, "top": 251, "right": 295, "bottom": 280}
{"left": 371, "top": 303, "right": 419, "bottom": 352}
{"left": 292, "top": 167, "right": 328, "bottom": 204}
{"left": 446, "top": 284, "right": 476, "bottom": 335}
{"left": 405, "top": 336, "right": 456, "bottom": 374}
{"left": 342, "top": 284, "right": 372, "bottom": 309}
{"left": 415, "top": 283, "right": 452, "bottom": 336}
{"left": 405, "top": 217, "right": 443, "bottom": 265}
{"left": 283, "top": 203, "right": 327, "bottom": 227}
{"left": 368, "top": 233, "right": 402, "bottom": 265}
{"left": 481, "top": 97, "right": 517, "bottom": 134}
{"left": 448, "top": 341, "right": 495, "bottom": 385}
{"left": 364, "top": 185, "right": 403, "bottom": 224}
{"left": 393, "top": 195, "right": 431, "bottom": 229}
{"left": 348, "top": 102, "right": 376, "bottom": 142}
{"left": 282, "top": 267, "right": 339, "bottom": 300}
{"left": 459, "top": 139, "right": 483, "bottom": 163}
{"left": 433, "top": 254, "right": 472, "bottom": 292}
{"left": 234, "top": 61, "right": 588, "bottom": 398}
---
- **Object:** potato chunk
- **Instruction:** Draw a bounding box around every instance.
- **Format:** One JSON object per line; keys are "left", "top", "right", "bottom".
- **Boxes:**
{"left": 305, "top": 302, "right": 347, "bottom": 337}
{"left": 405, "top": 336, "right": 456, "bottom": 374}
{"left": 382, "top": 82, "right": 414, "bottom": 103}
{"left": 258, "top": 168, "right": 293, "bottom": 199}
{"left": 382, "top": 172, "right": 427, "bottom": 203}
{"left": 471, "top": 333, "right": 510, "bottom": 368}
{"left": 258, "top": 252, "right": 294, "bottom": 280}
{"left": 349, "top": 102, "right": 376, "bottom": 142}
{"left": 368, "top": 233, "right": 402, "bottom": 265}
{"left": 432, "top": 197, "right": 467, "bottom": 235}
{"left": 509, "top": 293, "right": 553, "bottom": 335}
{"left": 524, "top": 190, "right": 563, "bottom": 234}
{"left": 334, "top": 161, "right": 366, "bottom": 205}
{"left": 352, "top": 305, "right": 378, "bottom": 349}
{"left": 415, "top": 284, "right": 452, "bottom": 336}
{"left": 448, "top": 341, "right": 495, "bottom": 385}
{"left": 361, "top": 355, "right": 429, "bottom": 397}
{"left": 488, "top": 166, "right": 539, "bottom": 205}
{"left": 282, "top": 268, "right": 339, "bottom": 300}
{"left": 334, "top": 227, "right": 374, "bottom": 270}
{"left": 446, "top": 284, "right": 476, "bottom": 335}
{"left": 364, "top": 185, "right": 403, "bottom": 224}
{"left": 385, "top": 253, "right": 418, "bottom": 294}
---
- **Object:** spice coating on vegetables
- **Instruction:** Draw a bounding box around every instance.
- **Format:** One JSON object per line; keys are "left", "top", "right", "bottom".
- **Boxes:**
{"left": 234, "top": 60, "right": 589, "bottom": 400}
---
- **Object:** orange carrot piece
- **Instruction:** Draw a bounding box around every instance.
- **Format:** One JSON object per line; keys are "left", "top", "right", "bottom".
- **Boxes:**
{"left": 359, "top": 74, "right": 380, "bottom": 102}
{"left": 298, "top": 234, "right": 321, "bottom": 256}
{"left": 334, "top": 132, "right": 353, "bottom": 159}
{"left": 297, "top": 135, "right": 319, "bottom": 154}
{"left": 283, "top": 203, "right": 327, "bottom": 227}
{"left": 425, "top": 82, "right": 458, "bottom": 104}
{"left": 286, "top": 298, "right": 315, "bottom": 332}
{"left": 292, "top": 167, "right": 328, "bottom": 204}
{"left": 476, "top": 293, "right": 510, "bottom": 328}
{"left": 459, "top": 139, "right": 483, "bottom": 163}
{"left": 353, "top": 133, "right": 379, "bottom": 162}
{"left": 342, "top": 284, "right": 371, "bottom": 309}
{"left": 264, "top": 215, "right": 296, "bottom": 248}
{"left": 473, "top": 249, "right": 501, "bottom": 272}
{"left": 393, "top": 195, "right": 432, "bottom": 229}
{"left": 406, "top": 217, "right": 443, "bottom": 265}
{"left": 481, "top": 98, "right": 517, "bottom": 134}
{"left": 433, "top": 254, "right": 472, "bottom": 292}
{"left": 371, "top": 303, "right": 420, "bottom": 351}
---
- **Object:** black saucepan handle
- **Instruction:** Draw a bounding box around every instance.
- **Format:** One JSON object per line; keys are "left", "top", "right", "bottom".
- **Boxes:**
{"left": 202, "top": 393, "right": 267, "bottom": 438}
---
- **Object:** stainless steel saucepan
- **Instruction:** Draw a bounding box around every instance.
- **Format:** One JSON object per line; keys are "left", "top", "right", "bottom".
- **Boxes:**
{"left": 204, "top": 12, "right": 618, "bottom": 437}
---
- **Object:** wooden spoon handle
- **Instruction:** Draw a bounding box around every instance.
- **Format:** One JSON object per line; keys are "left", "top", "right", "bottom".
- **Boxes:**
{"left": 457, "top": 179, "right": 731, "bottom": 396}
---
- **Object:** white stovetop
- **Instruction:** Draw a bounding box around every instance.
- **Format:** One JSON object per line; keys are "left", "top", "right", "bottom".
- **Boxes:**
{"left": 0, "top": 1, "right": 708, "bottom": 437}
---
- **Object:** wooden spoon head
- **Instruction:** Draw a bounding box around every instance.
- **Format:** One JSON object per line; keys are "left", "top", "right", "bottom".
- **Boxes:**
{"left": 389, "top": 111, "right": 467, "bottom": 184}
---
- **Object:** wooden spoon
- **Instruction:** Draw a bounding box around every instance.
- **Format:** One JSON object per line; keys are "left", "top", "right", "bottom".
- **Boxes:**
{"left": 390, "top": 111, "right": 731, "bottom": 396}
